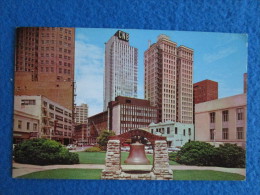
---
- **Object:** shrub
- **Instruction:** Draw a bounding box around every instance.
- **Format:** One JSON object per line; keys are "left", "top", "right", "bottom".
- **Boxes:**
{"left": 176, "top": 141, "right": 217, "bottom": 166}
{"left": 169, "top": 152, "right": 178, "bottom": 161}
{"left": 84, "top": 147, "right": 102, "bottom": 152}
{"left": 13, "top": 138, "right": 79, "bottom": 165}
{"left": 215, "top": 143, "right": 245, "bottom": 168}
{"left": 97, "top": 130, "right": 115, "bottom": 150}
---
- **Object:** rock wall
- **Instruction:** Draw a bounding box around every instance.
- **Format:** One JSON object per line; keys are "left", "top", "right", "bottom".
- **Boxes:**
{"left": 153, "top": 140, "right": 173, "bottom": 180}
{"left": 101, "top": 139, "right": 173, "bottom": 180}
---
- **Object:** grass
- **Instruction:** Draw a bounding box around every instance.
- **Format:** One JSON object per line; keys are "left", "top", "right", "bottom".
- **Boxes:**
{"left": 17, "top": 169, "right": 245, "bottom": 180}
{"left": 77, "top": 151, "right": 179, "bottom": 165}
{"left": 17, "top": 169, "right": 102, "bottom": 180}
{"left": 173, "top": 170, "right": 245, "bottom": 180}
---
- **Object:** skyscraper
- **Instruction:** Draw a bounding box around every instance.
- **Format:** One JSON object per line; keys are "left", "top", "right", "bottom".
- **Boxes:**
{"left": 144, "top": 34, "right": 194, "bottom": 124}
{"left": 103, "top": 30, "right": 138, "bottom": 110}
{"left": 14, "top": 27, "right": 75, "bottom": 110}
{"left": 74, "top": 103, "right": 88, "bottom": 124}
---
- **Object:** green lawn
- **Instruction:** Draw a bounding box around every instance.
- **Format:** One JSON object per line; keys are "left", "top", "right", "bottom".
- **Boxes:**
{"left": 17, "top": 169, "right": 245, "bottom": 180}
{"left": 18, "top": 169, "right": 102, "bottom": 179}
{"left": 173, "top": 170, "right": 245, "bottom": 180}
{"left": 76, "top": 151, "right": 179, "bottom": 165}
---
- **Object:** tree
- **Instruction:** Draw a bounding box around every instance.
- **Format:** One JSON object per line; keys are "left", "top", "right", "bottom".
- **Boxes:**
{"left": 96, "top": 130, "right": 115, "bottom": 150}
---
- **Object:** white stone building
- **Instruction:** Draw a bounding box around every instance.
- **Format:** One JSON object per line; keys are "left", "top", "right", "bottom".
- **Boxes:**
{"left": 13, "top": 110, "right": 40, "bottom": 144}
{"left": 195, "top": 93, "right": 247, "bottom": 148}
{"left": 14, "top": 95, "right": 73, "bottom": 144}
{"left": 148, "top": 121, "right": 195, "bottom": 147}
{"left": 74, "top": 103, "right": 88, "bottom": 124}
{"left": 103, "top": 30, "right": 138, "bottom": 110}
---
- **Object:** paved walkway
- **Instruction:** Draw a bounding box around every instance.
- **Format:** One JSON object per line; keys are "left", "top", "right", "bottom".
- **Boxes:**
{"left": 12, "top": 162, "right": 246, "bottom": 178}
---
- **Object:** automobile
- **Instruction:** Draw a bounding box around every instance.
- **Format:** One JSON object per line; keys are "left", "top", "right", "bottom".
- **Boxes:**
{"left": 167, "top": 147, "right": 181, "bottom": 153}
{"left": 145, "top": 149, "right": 153, "bottom": 154}
{"left": 66, "top": 144, "right": 77, "bottom": 150}
{"left": 121, "top": 146, "right": 130, "bottom": 152}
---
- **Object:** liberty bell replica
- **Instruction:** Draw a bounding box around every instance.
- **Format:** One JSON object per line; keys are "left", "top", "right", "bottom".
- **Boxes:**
{"left": 124, "top": 141, "right": 150, "bottom": 165}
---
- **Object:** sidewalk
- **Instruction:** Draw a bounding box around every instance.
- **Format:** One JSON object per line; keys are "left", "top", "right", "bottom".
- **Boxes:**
{"left": 12, "top": 162, "right": 246, "bottom": 178}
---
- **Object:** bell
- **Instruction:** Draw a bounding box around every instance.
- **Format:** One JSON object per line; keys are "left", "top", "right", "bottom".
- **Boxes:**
{"left": 124, "top": 142, "right": 150, "bottom": 165}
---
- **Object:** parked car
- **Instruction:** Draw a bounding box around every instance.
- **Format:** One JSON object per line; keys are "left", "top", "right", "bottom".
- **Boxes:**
{"left": 66, "top": 144, "right": 76, "bottom": 150}
{"left": 168, "top": 146, "right": 181, "bottom": 153}
{"left": 121, "top": 146, "right": 130, "bottom": 152}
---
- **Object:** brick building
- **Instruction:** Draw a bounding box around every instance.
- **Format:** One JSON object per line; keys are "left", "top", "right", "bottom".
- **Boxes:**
{"left": 144, "top": 34, "right": 194, "bottom": 124}
{"left": 193, "top": 79, "right": 218, "bottom": 104}
{"left": 87, "top": 111, "right": 108, "bottom": 142}
{"left": 14, "top": 27, "right": 75, "bottom": 110}
{"left": 108, "top": 96, "right": 158, "bottom": 135}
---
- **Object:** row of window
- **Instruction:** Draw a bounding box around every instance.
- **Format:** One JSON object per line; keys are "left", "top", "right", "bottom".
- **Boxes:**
{"left": 210, "top": 127, "right": 244, "bottom": 140}
{"left": 17, "top": 120, "right": 38, "bottom": 131}
{"left": 151, "top": 127, "right": 192, "bottom": 136}
{"left": 210, "top": 108, "right": 244, "bottom": 123}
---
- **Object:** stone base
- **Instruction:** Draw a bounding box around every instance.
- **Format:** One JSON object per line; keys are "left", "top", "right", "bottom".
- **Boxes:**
{"left": 101, "top": 168, "right": 173, "bottom": 180}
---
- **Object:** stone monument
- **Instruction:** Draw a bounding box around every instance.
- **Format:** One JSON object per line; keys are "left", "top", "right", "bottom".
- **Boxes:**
{"left": 101, "top": 129, "right": 173, "bottom": 180}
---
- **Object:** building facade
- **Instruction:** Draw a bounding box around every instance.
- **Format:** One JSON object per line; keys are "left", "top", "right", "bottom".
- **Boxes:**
{"left": 14, "top": 95, "right": 73, "bottom": 144}
{"left": 193, "top": 79, "right": 218, "bottom": 104}
{"left": 103, "top": 30, "right": 138, "bottom": 110}
{"left": 13, "top": 110, "right": 40, "bottom": 144}
{"left": 148, "top": 121, "right": 194, "bottom": 147}
{"left": 195, "top": 94, "right": 247, "bottom": 148}
{"left": 14, "top": 27, "right": 75, "bottom": 110}
{"left": 74, "top": 124, "right": 96, "bottom": 145}
{"left": 108, "top": 96, "right": 158, "bottom": 135}
{"left": 144, "top": 34, "right": 194, "bottom": 124}
{"left": 74, "top": 103, "right": 88, "bottom": 124}
{"left": 88, "top": 111, "right": 108, "bottom": 142}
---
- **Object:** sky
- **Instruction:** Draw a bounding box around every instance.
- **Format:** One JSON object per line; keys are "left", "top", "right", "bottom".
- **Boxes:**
{"left": 75, "top": 28, "right": 248, "bottom": 117}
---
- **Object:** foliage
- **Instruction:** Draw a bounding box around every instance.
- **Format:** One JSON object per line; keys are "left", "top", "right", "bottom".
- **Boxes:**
{"left": 96, "top": 130, "right": 115, "bottom": 150}
{"left": 169, "top": 151, "right": 178, "bottom": 161}
{"left": 215, "top": 143, "right": 245, "bottom": 168}
{"left": 176, "top": 141, "right": 217, "bottom": 166}
{"left": 84, "top": 147, "right": 102, "bottom": 152}
{"left": 13, "top": 138, "right": 79, "bottom": 165}
{"left": 175, "top": 141, "right": 245, "bottom": 168}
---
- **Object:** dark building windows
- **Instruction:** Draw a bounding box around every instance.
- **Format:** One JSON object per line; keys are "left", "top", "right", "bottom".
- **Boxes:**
{"left": 210, "top": 112, "right": 215, "bottom": 123}
{"left": 222, "top": 110, "right": 229, "bottom": 122}
{"left": 222, "top": 128, "right": 229, "bottom": 140}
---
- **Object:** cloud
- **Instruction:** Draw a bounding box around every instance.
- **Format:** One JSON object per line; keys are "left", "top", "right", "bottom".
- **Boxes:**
{"left": 203, "top": 47, "right": 237, "bottom": 64}
{"left": 75, "top": 38, "right": 104, "bottom": 116}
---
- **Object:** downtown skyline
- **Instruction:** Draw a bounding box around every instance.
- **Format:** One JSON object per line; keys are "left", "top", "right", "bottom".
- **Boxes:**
{"left": 75, "top": 28, "right": 247, "bottom": 116}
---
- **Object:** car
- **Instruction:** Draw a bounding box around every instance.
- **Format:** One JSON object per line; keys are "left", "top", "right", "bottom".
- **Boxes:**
{"left": 168, "top": 147, "right": 181, "bottom": 153}
{"left": 121, "top": 146, "right": 130, "bottom": 152}
{"left": 145, "top": 149, "right": 154, "bottom": 154}
{"left": 66, "top": 144, "right": 76, "bottom": 150}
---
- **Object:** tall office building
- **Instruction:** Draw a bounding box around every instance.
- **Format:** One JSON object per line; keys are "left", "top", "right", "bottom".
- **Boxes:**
{"left": 14, "top": 27, "right": 75, "bottom": 110}
{"left": 103, "top": 30, "right": 138, "bottom": 110}
{"left": 145, "top": 35, "right": 194, "bottom": 124}
{"left": 193, "top": 80, "right": 218, "bottom": 104}
{"left": 74, "top": 103, "right": 88, "bottom": 124}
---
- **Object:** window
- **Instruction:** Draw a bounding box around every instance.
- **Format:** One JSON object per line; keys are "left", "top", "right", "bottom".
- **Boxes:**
{"left": 18, "top": 120, "right": 22, "bottom": 129}
{"left": 222, "top": 110, "right": 229, "bottom": 122}
{"left": 210, "top": 112, "right": 215, "bottom": 123}
{"left": 210, "top": 129, "right": 215, "bottom": 140}
{"left": 188, "top": 128, "right": 191, "bottom": 135}
{"left": 33, "top": 123, "right": 37, "bottom": 131}
{"left": 151, "top": 129, "right": 153, "bottom": 134}
{"left": 27, "top": 122, "right": 30, "bottom": 130}
{"left": 237, "top": 127, "right": 244, "bottom": 139}
{"left": 183, "top": 129, "right": 186, "bottom": 136}
{"left": 237, "top": 108, "right": 244, "bottom": 120}
{"left": 161, "top": 128, "right": 165, "bottom": 134}
{"left": 222, "top": 128, "right": 229, "bottom": 140}
{"left": 175, "top": 127, "right": 178, "bottom": 134}
{"left": 167, "top": 127, "right": 170, "bottom": 134}
{"left": 21, "top": 99, "right": 36, "bottom": 105}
